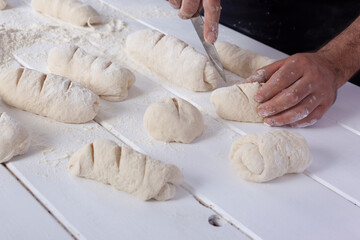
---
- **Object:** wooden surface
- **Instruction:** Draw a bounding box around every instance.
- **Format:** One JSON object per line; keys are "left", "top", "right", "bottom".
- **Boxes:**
{"left": 1, "top": 0, "right": 360, "bottom": 239}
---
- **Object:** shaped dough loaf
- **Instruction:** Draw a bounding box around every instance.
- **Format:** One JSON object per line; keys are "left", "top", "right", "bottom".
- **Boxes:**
{"left": 215, "top": 41, "right": 275, "bottom": 79}
{"left": 69, "top": 139, "right": 184, "bottom": 201}
{"left": 230, "top": 130, "right": 312, "bottom": 182}
{"left": 144, "top": 97, "right": 204, "bottom": 143}
{"left": 48, "top": 45, "right": 135, "bottom": 101}
{"left": 31, "top": 0, "right": 101, "bottom": 26}
{"left": 0, "top": 0, "right": 6, "bottom": 10}
{"left": 0, "top": 112, "right": 30, "bottom": 163}
{"left": 0, "top": 67, "right": 99, "bottom": 123}
{"left": 211, "top": 82, "right": 263, "bottom": 122}
{"left": 126, "top": 29, "right": 218, "bottom": 92}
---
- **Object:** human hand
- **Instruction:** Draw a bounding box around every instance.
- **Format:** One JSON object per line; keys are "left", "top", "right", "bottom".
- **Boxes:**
{"left": 244, "top": 52, "right": 341, "bottom": 127}
{"left": 168, "top": 0, "right": 221, "bottom": 44}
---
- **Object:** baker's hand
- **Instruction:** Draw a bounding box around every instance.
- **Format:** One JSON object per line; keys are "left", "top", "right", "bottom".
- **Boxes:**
{"left": 168, "top": 0, "right": 221, "bottom": 44}
{"left": 245, "top": 52, "right": 340, "bottom": 128}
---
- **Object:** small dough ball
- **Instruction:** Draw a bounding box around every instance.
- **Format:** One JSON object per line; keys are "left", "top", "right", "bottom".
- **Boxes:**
{"left": 230, "top": 130, "right": 312, "bottom": 182}
{"left": 211, "top": 82, "right": 263, "bottom": 123}
{"left": 0, "top": 112, "right": 30, "bottom": 163}
{"left": 0, "top": 0, "right": 7, "bottom": 10}
{"left": 144, "top": 97, "right": 204, "bottom": 143}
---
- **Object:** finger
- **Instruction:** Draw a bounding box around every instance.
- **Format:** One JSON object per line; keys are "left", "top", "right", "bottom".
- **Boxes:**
{"left": 254, "top": 61, "right": 303, "bottom": 103}
{"left": 179, "top": 0, "right": 201, "bottom": 19}
{"left": 244, "top": 59, "right": 285, "bottom": 84}
{"left": 169, "top": 0, "right": 181, "bottom": 9}
{"left": 243, "top": 59, "right": 284, "bottom": 84}
{"left": 258, "top": 76, "right": 314, "bottom": 118}
{"left": 289, "top": 105, "right": 328, "bottom": 128}
{"left": 203, "top": 0, "right": 221, "bottom": 43}
{"left": 263, "top": 94, "right": 320, "bottom": 127}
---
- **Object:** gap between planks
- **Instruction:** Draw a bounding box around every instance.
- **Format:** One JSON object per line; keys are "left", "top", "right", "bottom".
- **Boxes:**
{"left": 1, "top": 163, "right": 77, "bottom": 240}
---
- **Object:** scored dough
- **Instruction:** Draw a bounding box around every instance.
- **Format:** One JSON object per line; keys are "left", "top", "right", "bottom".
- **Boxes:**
{"left": 31, "top": 0, "right": 101, "bottom": 26}
{"left": 211, "top": 82, "right": 263, "bottom": 123}
{"left": 0, "top": 0, "right": 6, "bottom": 10}
{"left": 126, "top": 29, "right": 219, "bottom": 92}
{"left": 69, "top": 139, "right": 184, "bottom": 201}
{"left": 0, "top": 112, "right": 30, "bottom": 163}
{"left": 0, "top": 67, "right": 99, "bottom": 123}
{"left": 144, "top": 97, "right": 204, "bottom": 143}
{"left": 48, "top": 45, "right": 136, "bottom": 101}
{"left": 215, "top": 41, "right": 275, "bottom": 78}
{"left": 230, "top": 130, "right": 312, "bottom": 182}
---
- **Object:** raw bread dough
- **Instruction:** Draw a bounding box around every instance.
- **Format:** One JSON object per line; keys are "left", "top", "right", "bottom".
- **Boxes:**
{"left": 144, "top": 97, "right": 204, "bottom": 143}
{"left": 69, "top": 139, "right": 184, "bottom": 201}
{"left": 211, "top": 82, "right": 263, "bottom": 123}
{"left": 0, "top": 112, "right": 30, "bottom": 163}
{"left": 126, "top": 29, "right": 219, "bottom": 92}
{"left": 31, "top": 0, "right": 101, "bottom": 26}
{"left": 215, "top": 41, "right": 275, "bottom": 78}
{"left": 48, "top": 45, "right": 136, "bottom": 101}
{"left": 0, "top": 0, "right": 6, "bottom": 10}
{"left": 0, "top": 67, "right": 99, "bottom": 123}
{"left": 230, "top": 130, "right": 312, "bottom": 182}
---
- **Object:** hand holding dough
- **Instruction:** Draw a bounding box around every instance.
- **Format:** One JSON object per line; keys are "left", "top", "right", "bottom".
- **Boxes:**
{"left": 211, "top": 82, "right": 263, "bottom": 123}
{"left": 144, "top": 97, "right": 204, "bottom": 143}
{"left": 215, "top": 41, "right": 275, "bottom": 78}
{"left": 69, "top": 139, "right": 184, "bottom": 201}
{"left": 230, "top": 130, "right": 312, "bottom": 182}
{"left": 126, "top": 29, "right": 218, "bottom": 92}
{"left": 48, "top": 45, "right": 135, "bottom": 101}
{"left": 0, "top": 112, "right": 30, "bottom": 163}
{"left": 0, "top": 67, "right": 99, "bottom": 123}
{"left": 31, "top": 0, "right": 101, "bottom": 26}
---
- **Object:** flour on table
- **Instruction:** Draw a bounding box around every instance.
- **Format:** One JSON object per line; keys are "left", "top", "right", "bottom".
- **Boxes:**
{"left": 0, "top": 112, "right": 30, "bottom": 163}
{"left": 211, "top": 82, "right": 263, "bottom": 123}
{"left": 69, "top": 139, "right": 184, "bottom": 201}
{"left": 144, "top": 97, "right": 204, "bottom": 143}
{"left": 230, "top": 130, "right": 312, "bottom": 182}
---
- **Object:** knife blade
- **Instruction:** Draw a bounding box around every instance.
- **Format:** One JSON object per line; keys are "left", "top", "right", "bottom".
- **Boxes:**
{"left": 190, "top": 15, "right": 227, "bottom": 83}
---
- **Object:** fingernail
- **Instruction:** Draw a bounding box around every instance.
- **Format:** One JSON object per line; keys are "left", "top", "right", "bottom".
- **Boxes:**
{"left": 254, "top": 94, "right": 263, "bottom": 102}
{"left": 258, "top": 109, "right": 274, "bottom": 118}
{"left": 265, "top": 118, "right": 275, "bottom": 126}
{"left": 206, "top": 32, "right": 217, "bottom": 44}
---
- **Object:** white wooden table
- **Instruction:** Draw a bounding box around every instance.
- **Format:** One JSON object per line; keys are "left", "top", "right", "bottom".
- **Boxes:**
{"left": 1, "top": 0, "right": 360, "bottom": 239}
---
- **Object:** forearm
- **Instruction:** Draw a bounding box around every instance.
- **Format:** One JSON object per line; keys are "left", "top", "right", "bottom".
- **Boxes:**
{"left": 317, "top": 15, "right": 360, "bottom": 88}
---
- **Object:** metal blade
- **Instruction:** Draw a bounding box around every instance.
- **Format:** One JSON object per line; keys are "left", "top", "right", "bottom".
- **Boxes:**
{"left": 191, "top": 15, "right": 227, "bottom": 82}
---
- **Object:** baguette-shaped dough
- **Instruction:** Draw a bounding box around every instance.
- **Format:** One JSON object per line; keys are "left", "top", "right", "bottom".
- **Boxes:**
{"left": 0, "top": 67, "right": 99, "bottom": 123}
{"left": 215, "top": 41, "right": 275, "bottom": 78}
{"left": 69, "top": 139, "right": 184, "bottom": 201}
{"left": 211, "top": 82, "right": 263, "bottom": 123}
{"left": 144, "top": 97, "right": 204, "bottom": 143}
{"left": 48, "top": 45, "right": 136, "bottom": 101}
{"left": 0, "top": 0, "right": 6, "bottom": 10}
{"left": 126, "top": 29, "right": 219, "bottom": 92}
{"left": 31, "top": 0, "right": 101, "bottom": 26}
{"left": 230, "top": 130, "right": 312, "bottom": 182}
{"left": 0, "top": 112, "right": 30, "bottom": 163}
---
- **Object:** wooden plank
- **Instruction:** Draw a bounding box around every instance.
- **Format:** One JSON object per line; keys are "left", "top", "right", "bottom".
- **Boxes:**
{"left": 0, "top": 164, "right": 72, "bottom": 240}
{"left": 0, "top": 102, "right": 248, "bottom": 240}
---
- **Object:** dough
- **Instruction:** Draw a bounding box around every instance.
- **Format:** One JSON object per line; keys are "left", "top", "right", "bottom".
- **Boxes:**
{"left": 211, "top": 82, "right": 263, "bottom": 123}
{"left": 144, "top": 97, "right": 204, "bottom": 143}
{"left": 0, "top": 0, "right": 6, "bottom": 10}
{"left": 230, "top": 130, "right": 312, "bottom": 182}
{"left": 215, "top": 41, "right": 275, "bottom": 78}
{"left": 0, "top": 67, "right": 99, "bottom": 123}
{"left": 48, "top": 45, "right": 136, "bottom": 102}
{"left": 31, "top": 0, "right": 101, "bottom": 26}
{"left": 0, "top": 112, "right": 30, "bottom": 163}
{"left": 126, "top": 29, "right": 218, "bottom": 92}
{"left": 69, "top": 139, "right": 184, "bottom": 201}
